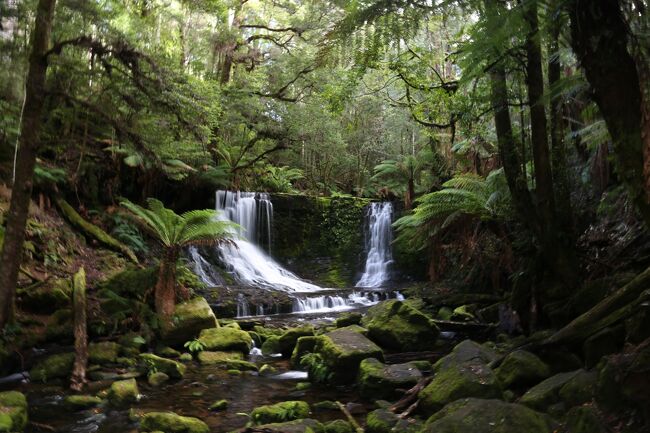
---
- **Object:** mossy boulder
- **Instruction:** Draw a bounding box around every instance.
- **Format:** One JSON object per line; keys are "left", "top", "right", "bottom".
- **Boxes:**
{"left": 437, "top": 340, "right": 498, "bottom": 368}
{"left": 360, "top": 300, "right": 439, "bottom": 352}
{"left": 108, "top": 378, "right": 139, "bottom": 407}
{"left": 140, "top": 411, "right": 209, "bottom": 433}
{"left": 564, "top": 406, "right": 608, "bottom": 433}
{"left": 250, "top": 401, "right": 310, "bottom": 425}
{"left": 17, "top": 278, "right": 71, "bottom": 313}
{"left": 495, "top": 350, "right": 551, "bottom": 389}
{"left": 558, "top": 369, "right": 597, "bottom": 407}
{"left": 99, "top": 266, "right": 157, "bottom": 298}
{"left": 139, "top": 353, "right": 186, "bottom": 379}
{"left": 118, "top": 332, "right": 147, "bottom": 352}
{"left": 262, "top": 336, "right": 282, "bottom": 355}
{"left": 196, "top": 351, "right": 243, "bottom": 365}
{"left": 63, "top": 395, "right": 103, "bottom": 410}
{"left": 0, "top": 391, "right": 27, "bottom": 432}
{"left": 279, "top": 326, "right": 315, "bottom": 358}
{"left": 29, "top": 352, "right": 74, "bottom": 382}
{"left": 520, "top": 370, "right": 580, "bottom": 411}
{"left": 160, "top": 297, "right": 218, "bottom": 346}
{"left": 291, "top": 336, "right": 318, "bottom": 368}
{"left": 89, "top": 341, "right": 120, "bottom": 364}
{"left": 156, "top": 346, "right": 181, "bottom": 358}
{"left": 147, "top": 372, "right": 170, "bottom": 386}
{"left": 315, "top": 329, "right": 383, "bottom": 383}
{"left": 366, "top": 408, "right": 399, "bottom": 433}
{"left": 209, "top": 400, "right": 228, "bottom": 411}
{"left": 253, "top": 418, "right": 323, "bottom": 433}
{"left": 357, "top": 358, "right": 422, "bottom": 400}
{"left": 420, "top": 398, "right": 556, "bottom": 433}
{"left": 337, "top": 325, "right": 368, "bottom": 335}
{"left": 323, "top": 419, "right": 354, "bottom": 433}
{"left": 583, "top": 326, "right": 624, "bottom": 368}
{"left": 336, "top": 312, "right": 363, "bottom": 328}
{"left": 197, "top": 327, "right": 252, "bottom": 354}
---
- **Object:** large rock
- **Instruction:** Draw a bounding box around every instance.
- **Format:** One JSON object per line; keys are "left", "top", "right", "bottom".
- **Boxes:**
{"left": 564, "top": 406, "right": 608, "bottom": 433}
{"left": 250, "top": 401, "right": 310, "bottom": 425}
{"left": 29, "top": 352, "right": 74, "bottom": 382}
{"left": 291, "top": 336, "right": 318, "bottom": 368}
{"left": 558, "top": 369, "right": 597, "bottom": 407}
{"left": 436, "top": 340, "right": 498, "bottom": 368}
{"left": 315, "top": 329, "right": 383, "bottom": 383}
{"left": 0, "top": 391, "right": 28, "bottom": 432}
{"left": 253, "top": 419, "right": 323, "bottom": 433}
{"left": 139, "top": 353, "right": 186, "bottom": 379}
{"left": 140, "top": 411, "right": 209, "bottom": 433}
{"left": 89, "top": 341, "right": 120, "bottom": 364}
{"left": 278, "top": 326, "right": 314, "bottom": 358}
{"left": 160, "top": 297, "right": 219, "bottom": 346}
{"left": 420, "top": 398, "right": 556, "bottom": 433}
{"left": 360, "top": 300, "right": 439, "bottom": 352}
{"left": 583, "top": 326, "right": 624, "bottom": 368}
{"left": 63, "top": 395, "right": 103, "bottom": 410}
{"left": 197, "top": 327, "right": 252, "bottom": 354}
{"left": 495, "top": 350, "right": 551, "bottom": 389}
{"left": 108, "top": 378, "right": 140, "bottom": 407}
{"left": 196, "top": 351, "right": 243, "bottom": 365}
{"left": 520, "top": 370, "right": 580, "bottom": 411}
{"left": 357, "top": 358, "right": 422, "bottom": 400}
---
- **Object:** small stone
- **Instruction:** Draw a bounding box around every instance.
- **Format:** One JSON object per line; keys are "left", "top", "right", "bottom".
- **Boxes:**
{"left": 179, "top": 353, "right": 193, "bottom": 362}
{"left": 108, "top": 378, "right": 139, "bottom": 407}
{"left": 259, "top": 364, "right": 277, "bottom": 376}
{"left": 295, "top": 382, "right": 311, "bottom": 391}
{"left": 156, "top": 346, "right": 181, "bottom": 358}
{"left": 139, "top": 353, "right": 186, "bottom": 379}
{"left": 148, "top": 372, "right": 170, "bottom": 387}
{"left": 209, "top": 400, "right": 228, "bottom": 411}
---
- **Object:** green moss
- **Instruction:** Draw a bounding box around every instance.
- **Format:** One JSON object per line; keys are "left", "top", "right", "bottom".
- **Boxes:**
{"left": 250, "top": 401, "right": 310, "bottom": 425}
{"left": 323, "top": 419, "right": 354, "bottom": 433}
{"left": 139, "top": 353, "right": 186, "bottom": 379}
{"left": 162, "top": 297, "right": 219, "bottom": 346}
{"left": 89, "top": 341, "right": 120, "bottom": 365}
{"left": 63, "top": 395, "right": 103, "bottom": 410}
{"left": 99, "top": 266, "right": 158, "bottom": 298}
{"left": 315, "top": 329, "right": 383, "bottom": 383}
{"left": 148, "top": 372, "right": 170, "bottom": 386}
{"left": 108, "top": 378, "right": 139, "bottom": 407}
{"left": 290, "top": 336, "right": 318, "bottom": 368}
{"left": 262, "top": 336, "right": 281, "bottom": 355}
{"left": 495, "top": 350, "right": 551, "bottom": 389}
{"left": 197, "top": 327, "right": 252, "bottom": 354}
{"left": 366, "top": 409, "right": 398, "bottom": 433}
{"left": 278, "top": 326, "right": 314, "bottom": 358}
{"left": 335, "top": 312, "right": 362, "bottom": 328}
{"left": 140, "top": 411, "right": 209, "bottom": 433}
{"left": 29, "top": 352, "right": 74, "bottom": 383}
{"left": 357, "top": 358, "right": 422, "bottom": 400}
{"left": 209, "top": 400, "right": 228, "bottom": 411}
{"left": 520, "top": 371, "right": 580, "bottom": 411}
{"left": 0, "top": 391, "right": 27, "bottom": 432}
{"left": 196, "top": 351, "right": 242, "bottom": 365}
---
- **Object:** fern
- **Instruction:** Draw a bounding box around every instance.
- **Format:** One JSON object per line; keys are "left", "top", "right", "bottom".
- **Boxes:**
{"left": 300, "top": 353, "right": 332, "bottom": 384}
{"left": 184, "top": 339, "right": 206, "bottom": 353}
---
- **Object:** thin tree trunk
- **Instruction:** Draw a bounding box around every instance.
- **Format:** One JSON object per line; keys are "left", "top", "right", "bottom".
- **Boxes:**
{"left": 156, "top": 250, "right": 178, "bottom": 322}
{"left": 70, "top": 268, "right": 88, "bottom": 391}
{"left": 0, "top": 0, "right": 57, "bottom": 329}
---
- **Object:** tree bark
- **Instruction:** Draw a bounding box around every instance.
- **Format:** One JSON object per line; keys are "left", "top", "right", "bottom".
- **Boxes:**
{"left": 0, "top": 0, "right": 57, "bottom": 329}
{"left": 568, "top": 0, "right": 650, "bottom": 226}
{"left": 70, "top": 268, "right": 88, "bottom": 391}
{"left": 155, "top": 249, "right": 178, "bottom": 322}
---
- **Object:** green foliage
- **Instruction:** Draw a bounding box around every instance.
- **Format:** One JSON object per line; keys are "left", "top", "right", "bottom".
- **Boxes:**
{"left": 184, "top": 339, "right": 206, "bottom": 353}
{"left": 109, "top": 215, "right": 148, "bottom": 255}
{"left": 300, "top": 352, "right": 332, "bottom": 384}
{"left": 259, "top": 166, "right": 304, "bottom": 193}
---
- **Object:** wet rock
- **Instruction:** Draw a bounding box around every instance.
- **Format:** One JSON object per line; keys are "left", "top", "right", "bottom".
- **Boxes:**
{"left": 290, "top": 336, "right": 318, "bottom": 368}
{"left": 495, "top": 350, "right": 551, "bottom": 389}
{"left": 421, "top": 398, "right": 556, "bottom": 433}
{"left": 360, "top": 300, "right": 439, "bottom": 352}
{"left": 558, "top": 369, "right": 597, "bottom": 407}
{"left": 29, "top": 352, "right": 74, "bottom": 383}
{"left": 252, "top": 418, "right": 323, "bottom": 433}
{"left": 564, "top": 406, "right": 608, "bottom": 433}
{"left": 337, "top": 325, "right": 368, "bottom": 335}
{"left": 520, "top": 370, "right": 580, "bottom": 411}
{"left": 209, "top": 400, "right": 228, "bottom": 411}
{"left": 357, "top": 358, "right": 422, "bottom": 400}
{"left": 324, "top": 419, "right": 354, "bottom": 433}
{"left": 196, "top": 351, "right": 242, "bottom": 365}
{"left": 139, "top": 353, "right": 186, "bottom": 379}
{"left": 179, "top": 353, "right": 193, "bottom": 362}
{"left": 108, "top": 378, "right": 139, "bottom": 407}
{"left": 147, "top": 372, "right": 170, "bottom": 386}
{"left": 160, "top": 297, "right": 218, "bottom": 346}
{"left": 259, "top": 364, "right": 277, "bottom": 376}
{"left": 437, "top": 340, "right": 498, "bottom": 367}
{"left": 261, "top": 336, "right": 281, "bottom": 355}
{"left": 140, "top": 411, "right": 209, "bottom": 433}
{"left": 63, "top": 395, "right": 103, "bottom": 410}
{"left": 156, "top": 346, "right": 181, "bottom": 358}
{"left": 197, "top": 327, "right": 252, "bottom": 354}
{"left": 583, "top": 326, "right": 624, "bottom": 368}
{"left": 0, "top": 391, "right": 28, "bottom": 432}
{"left": 336, "top": 312, "right": 363, "bottom": 328}
{"left": 315, "top": 328, "right": 383, "bottom": 383}
{"left": 437, "top": 306, "right": 453, "bottom": 321}
{"left": 217, "top": 359, "right": 258, "bottom": 371}
{"left": 88, "top": 341, "right": 120, "bottom": 364}
{"left": 313, "top": 401, "right": 339, "bottom": 411}
{"left": 366, "top": 408, "right": 399, "bottom": 433}
{"left": 410, "top": 360, "right": 432, "bottom": 372}
{"left": 279, "top": 326, "right": 315, "bottom": 358}
{"left": 250, "top": 401, "right": 310, "bottom": 425}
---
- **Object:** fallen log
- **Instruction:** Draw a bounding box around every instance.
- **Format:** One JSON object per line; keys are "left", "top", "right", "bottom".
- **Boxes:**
{"left": 70, "top": 268, "right": 88, "bottom": 391}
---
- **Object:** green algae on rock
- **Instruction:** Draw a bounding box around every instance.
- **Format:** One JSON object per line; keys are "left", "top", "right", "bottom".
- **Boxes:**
{"left": 250, "top": 401, "right": 311, "bottom": 425}
{"left": 140, "top": 411, "right": 209, "bottom": 433}
{"left": 197, "top": 327, "right": 252, "bottom": 354}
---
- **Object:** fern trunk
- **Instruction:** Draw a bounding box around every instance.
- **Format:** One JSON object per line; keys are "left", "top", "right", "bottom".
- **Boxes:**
{"left": 156, "top": 248, "right": 178, "bottom": 322}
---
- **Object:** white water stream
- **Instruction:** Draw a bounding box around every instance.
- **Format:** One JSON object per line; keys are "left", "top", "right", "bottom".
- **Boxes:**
{"left": 356, "top": 202, "right": 394, "bottom": 287}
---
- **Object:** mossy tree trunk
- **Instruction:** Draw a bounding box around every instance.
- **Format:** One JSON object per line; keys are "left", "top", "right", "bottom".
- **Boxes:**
{"left": 70, "top": 268, "right": 88, "bottom": 391}
{"left": 156, "top": 248, "right": 179, "bottom": 323}
{"left": 0, "top": 0, "right": 57, "bottom": 330}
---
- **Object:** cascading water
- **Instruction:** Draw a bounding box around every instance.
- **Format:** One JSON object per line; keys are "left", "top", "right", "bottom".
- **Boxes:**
{"left": 195, "top": 190, "right": 321, "bottom": 292}
{"left": 356, "top": 202, "right": 394, "bottom": 287}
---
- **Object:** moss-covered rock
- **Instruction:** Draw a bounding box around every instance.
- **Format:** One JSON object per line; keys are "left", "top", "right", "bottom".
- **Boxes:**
{"left": 558, "top": 369, "right": 597, "bottom": 407}
{"left": 17, "top": 278, "right": 71, "bottom": 313}
{"left": 583, "top": 326, "right": 624, "bottom": 368}
{"left": 495, "top": 350, "right": 551, "bottom": 389}
{"left": 250, "top": 401, "right": 310, "bottom": 425}
{"left": 252, "top": 418, "right": 323, "bottom": 433}
{"left": 262, "top": 336, "right": 282, "bottom": 355}
{"left": 88, "top": 341, "right": 120, "bottom": 365}
{"left": 291, "top": 336, "right": 318, "bottom": 368}
{"left": 357, "top": 358, "right": 422, "bottom": 400}
{"left": 63, "top": 395, "right": 103, "bottom": 410}
{"left": 564, "top": 406, "right": 608, "bottom": 433}
{"left": 315, "top": 329, "right": 383, "bottom": 383}
{"left": 196, "top": 351, "right": 243, "bottom": 365}
{"left": 366, "top": 408, "right": 399, "bottom": 433}
{"left": 99, "top": 266, "right": 157, "bottom": 297}
{"left": 209, "top": 400, "right": 228, "bottom": 411}
{"left": 360, "top": 300, "right": 439, "bottom": 352}
{"left": 156, "top": 346, "right": 181, "bottom": 358}
{"left": 147, "top": 372, "right": 170, "bottom": 386}
{"left": 259, "top": 364, "right": 277, "bottom": 376}
{"left": 0, "top": 391, "right": 27, "bottom": 432}
{"left": 197, "top": 327, "right": 252, "bottom": 354}
{"left": 336, "top": 312, "right": 363, "bottom": 328}
{"left": 323, "top": 419, "right": 354, "bottom": 433}
{"left": 520, "top": 370, "right": 580, "bottom": 411}
{"left": 118, "top": 332, "right": 147, "bottom": 352}
{"left": 420, "top": 398, "right": 556, "bottom": 433}
{"left": 336, "top": 325, "right": 368, "bottom": 335}
{"left": 29, "top": 352, "right": 74, "bottom": 382}
{"left": 140, "top": 411, "right": 209, "bottom": 433}
{"left": 160, "top": 297, "right": 218, "bottom": 346}
{"left": 279, "top": 326, "right": 314, "bottom": 358}
{"left": 139, "top": 353, "right": 186, "bottom": 379}
{"left": 108, "top": 378, "right": 139, "bottom": 407}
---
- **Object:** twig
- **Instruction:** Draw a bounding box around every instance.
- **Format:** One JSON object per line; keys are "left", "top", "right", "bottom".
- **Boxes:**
{"left": 336, "top": 401, "right": 364, "bottom": 433}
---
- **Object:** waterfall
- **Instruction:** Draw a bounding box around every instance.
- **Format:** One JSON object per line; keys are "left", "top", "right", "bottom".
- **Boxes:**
{"left": 356, "top": 202, "right": 394, "bottom": 287}
{"left": 196, "top": 190, "right": 321, "bottom": 292}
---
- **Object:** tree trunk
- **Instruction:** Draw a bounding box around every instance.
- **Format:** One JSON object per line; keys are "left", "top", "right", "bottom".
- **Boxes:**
{"left": 0, "top": 0, "right": 57, "bottom": 329}
{"left": 568, "top": 0, "right": 650, "bottom": 226}
{"left": 70, "top": 268, "right": 88, "bottom": 391}
{"left": 406, "top": 177, "right": 415, "bottom": 210}
{"left": 155, "top": 249, "right": 178, "bottom": 322}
